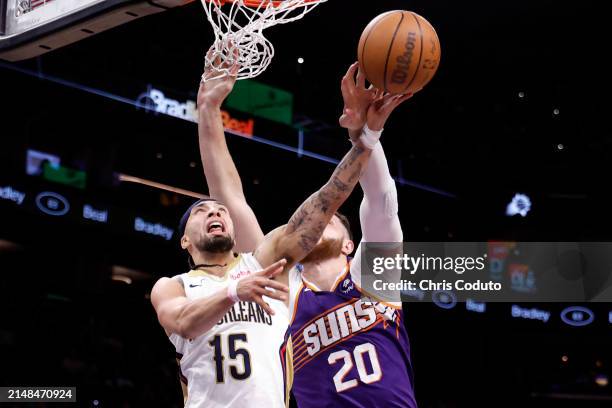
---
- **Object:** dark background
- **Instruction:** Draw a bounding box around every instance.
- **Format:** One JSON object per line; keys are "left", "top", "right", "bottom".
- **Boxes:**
{"left": 0, "top": 0, "right": 611, "bottom": 407}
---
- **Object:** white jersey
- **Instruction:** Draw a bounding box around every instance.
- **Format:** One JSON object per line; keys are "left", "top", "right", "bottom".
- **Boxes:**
{"left": 169, "top": 253, "right": 289, "bottom": 408}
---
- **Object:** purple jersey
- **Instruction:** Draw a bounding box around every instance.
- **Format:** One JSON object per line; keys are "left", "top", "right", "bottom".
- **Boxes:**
{"left": 285, "top": 262, "right": 417, "bottom": 408}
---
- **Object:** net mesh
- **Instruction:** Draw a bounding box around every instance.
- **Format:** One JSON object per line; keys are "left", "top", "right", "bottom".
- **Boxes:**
{"left": 201, "top": 0, "right": 326, "bottom": 82}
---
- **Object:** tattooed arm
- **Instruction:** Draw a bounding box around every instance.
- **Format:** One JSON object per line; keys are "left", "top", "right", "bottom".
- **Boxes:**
{"left": 253, "top": 142, "right": 373, "bottom": 282}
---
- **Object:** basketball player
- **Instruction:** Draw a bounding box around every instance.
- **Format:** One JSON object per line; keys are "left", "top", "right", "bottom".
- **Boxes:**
{"left": 150, "top": 59, "right": 384, "bottom": 407}
{"left": 198, "top": 60, "right": 417, "bottom": 407}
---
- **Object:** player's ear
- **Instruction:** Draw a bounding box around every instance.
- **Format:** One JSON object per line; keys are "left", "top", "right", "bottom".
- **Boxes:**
{"left": 181, "top": 235, "right": 190, "bottom": 250}
{"left": 342, "top": 239, "right": 354, "bottom": 256}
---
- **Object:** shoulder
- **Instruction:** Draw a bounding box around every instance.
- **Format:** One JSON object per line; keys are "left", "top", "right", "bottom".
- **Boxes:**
{"left": 151, "top": 275, "right": 187, "bottom": 306}
{"left": 152, "top": 275, "right": 181, "bottom": 290}
{"left": 153, "top": 272, "right": 186, "bottom": 287}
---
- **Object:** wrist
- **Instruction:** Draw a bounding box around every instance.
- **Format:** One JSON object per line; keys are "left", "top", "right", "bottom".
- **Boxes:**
{"left": 366, "top": 121, "right": 384, "bottom": 132}
{"left": 359, "top": 124, "right": 383, "bottom": 149}
{"left": 226, "top": 280, "right": 241, "bottom": 303}
{"left": 348, "top": 128, "right": 361, "bottom": 144}
{"left": 198, "top": 102, "right": 222, "bottom": 117}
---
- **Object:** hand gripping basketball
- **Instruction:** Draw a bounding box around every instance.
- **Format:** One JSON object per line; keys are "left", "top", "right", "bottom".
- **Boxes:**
{"left": 339, "top": 62, "right": 377, "bottom": 131}
{"left": 339, "top": 62, "right": 413, "bottom": 138}
{"left": 365, "top": 89, "right": 413, "bottom": 131}
{"left": 234, "top": 259, "right": 289, "bottom": 316}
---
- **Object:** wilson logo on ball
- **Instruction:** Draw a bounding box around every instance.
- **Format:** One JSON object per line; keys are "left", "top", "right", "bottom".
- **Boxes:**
{"left": 358, "top": 10, "right": 441, "bottom": 95}
{"left": 391, "top": 31, "right": 417, "bottom": 85}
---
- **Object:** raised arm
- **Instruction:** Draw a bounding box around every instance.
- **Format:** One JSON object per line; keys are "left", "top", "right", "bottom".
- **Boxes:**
{"left": 339, "top": 63, "right": 411, "bottom": 296}
{"left": 358, "top": 143, "right": 403, "bottom": 241}
{"left": 253, "top": 140, "right": 373, "bottom": 274}
{"left": 196, "top": 59, "right": 264, "bottom": 253}
{"left": 339, "top": 62, "right": 410, "bottom": 243}
{"left": 252, "top": 64, "right": 410, "bottom": 276}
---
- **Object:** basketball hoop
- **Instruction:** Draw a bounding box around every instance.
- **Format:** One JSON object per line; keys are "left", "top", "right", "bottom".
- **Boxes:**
{"left": 201, "top": 0, "right": 326, "bottom": 82}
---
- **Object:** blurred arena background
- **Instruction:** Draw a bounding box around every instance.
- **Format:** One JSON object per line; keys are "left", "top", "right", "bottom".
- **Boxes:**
{"left": 0, "top": 0, "right": 611, "bottom": 407}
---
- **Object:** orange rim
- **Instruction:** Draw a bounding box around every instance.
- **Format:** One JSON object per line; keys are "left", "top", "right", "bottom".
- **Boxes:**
{"left": 205, "top": 0, "right": 320, "bottom": 8}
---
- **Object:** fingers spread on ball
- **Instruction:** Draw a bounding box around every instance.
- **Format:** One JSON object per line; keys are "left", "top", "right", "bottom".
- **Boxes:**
{"left": 356, "top": 67, "right": 366, "bottom": 90}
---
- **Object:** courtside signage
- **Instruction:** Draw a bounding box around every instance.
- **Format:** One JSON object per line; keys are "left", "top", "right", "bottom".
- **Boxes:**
{"left": 83, "top": 204, "right": 108, "bottom": 223}
{"left": 466, "top": 299, "right": 486, "bottom": 313}
{"left": 134, "top": 216, "right": 173, "bottom": 241}
{"left": 560, "top": 306, "right": 594, "bottom": 327}
{"left": 35, "top": 191, "right": 69, "bottom": 216}
{"left": 0, "top": 185, "right": 26, "bottom": 205}
{"left": 136, "top": 87, "right": 255, "bottom": 136}
{"left": 511, "top": 305, "right": 550, "bottom": 323}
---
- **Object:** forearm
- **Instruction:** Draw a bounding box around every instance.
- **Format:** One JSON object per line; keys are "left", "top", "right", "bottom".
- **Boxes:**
{"left": 198, "top": 107, "right": 247, "bottom": 201}
{"left": 254, "top": 141, "right": 373, "bottom": 269}
{"left": 284, "top": 142, "right": 372, "bottom": 257}
{"left": 347, "top": 125, "right": 403, "bottom": 242}
{"left": 348, "top": 127, "right": 394, "bottom": 198}
{"left": 360, "top": 142, "right": 394, "bottom": 198}
{"left": 359, "top": 142, "right": 403, "bottom": 242}
{"left": 176, "top": 288, "right": 235, "bottom": 339}
{"left": 198, "top": 106, "right": 264, "bottom": 251}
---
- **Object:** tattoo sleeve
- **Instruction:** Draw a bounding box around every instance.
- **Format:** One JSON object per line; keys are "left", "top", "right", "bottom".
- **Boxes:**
{"left": 281, "top": 142, "right": 372, "bottom": 260}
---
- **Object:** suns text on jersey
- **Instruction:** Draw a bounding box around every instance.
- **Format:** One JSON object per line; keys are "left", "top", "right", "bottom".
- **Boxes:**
{"left": 302, "top": 299, "right": 398, "bottom": 356}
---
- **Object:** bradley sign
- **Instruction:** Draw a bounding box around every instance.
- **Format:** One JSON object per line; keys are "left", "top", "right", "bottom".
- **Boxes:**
{"left": 136, "top": 87, "right": 254, "bottom": 136}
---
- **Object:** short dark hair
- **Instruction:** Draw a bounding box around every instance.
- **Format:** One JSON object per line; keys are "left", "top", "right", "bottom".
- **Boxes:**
{"left": 335, "top": 211, "right": 353, "bottom": 241}
{"left": 178, "top": 198, "right": 220, "bottom": 270}
{"left": 178, "top": 198, "right": 219, "bottom": 239}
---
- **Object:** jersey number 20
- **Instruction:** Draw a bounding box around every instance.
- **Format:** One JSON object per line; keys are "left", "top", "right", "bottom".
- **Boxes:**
{"left": 328, "top": 342, "right": 382, "bottom": 392}
{"left": 209, "top": 334, "right": 252, "bottom": 382}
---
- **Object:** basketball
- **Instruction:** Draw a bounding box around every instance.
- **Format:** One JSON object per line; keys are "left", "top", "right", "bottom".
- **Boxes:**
{"left": 358, "top": 10, "right": 441, "bottom": 95}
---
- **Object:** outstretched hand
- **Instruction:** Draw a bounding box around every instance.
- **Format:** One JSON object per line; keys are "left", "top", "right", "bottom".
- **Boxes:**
{"left": 339, "top": 61, "right": 413, "bottom": 137}
{"left": 197, "top": 47, "right": 239, "bottom": 110}
{"left": 236, "top": 259, "right": 289, "bottom": 315}
{"left": 339, "top": 62, "right": 377, "bottom": 131}
{"left": 366, "top": 90, "right": 413, "bottom": 131}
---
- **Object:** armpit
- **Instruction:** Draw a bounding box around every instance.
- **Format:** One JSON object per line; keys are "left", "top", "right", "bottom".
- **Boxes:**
{"left": 173, "top": 275, "right": 185, "bottom": 289}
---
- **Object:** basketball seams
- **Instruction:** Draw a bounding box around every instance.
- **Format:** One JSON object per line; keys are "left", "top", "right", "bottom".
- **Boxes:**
{"left": 360, "top": 12, "right": 393, "bottom": 89}
{"left": 383, "top": 11, "right": 405, "bottom": 93}
{"left": 402, "top": 12, "right": 425, "bottom": 94}
{"left": 359, "top": 10, "right": 440, "bottom": 95}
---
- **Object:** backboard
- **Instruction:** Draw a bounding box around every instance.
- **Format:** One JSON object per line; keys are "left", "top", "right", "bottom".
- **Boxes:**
{"left": 0, "top": 0, "right": 194, "bottom": 61}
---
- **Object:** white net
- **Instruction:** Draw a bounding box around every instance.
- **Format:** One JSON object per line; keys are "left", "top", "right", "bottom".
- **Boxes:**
{"left": 201, "top": 0, "right": 327, "bottom": 82}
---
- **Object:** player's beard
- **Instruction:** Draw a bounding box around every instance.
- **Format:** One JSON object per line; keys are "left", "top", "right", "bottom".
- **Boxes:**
{"left": 196, "top": 234, "right": 235, "bottom": 254}
{"left": 301, "top": 237, "right": 344, "bottom": 264}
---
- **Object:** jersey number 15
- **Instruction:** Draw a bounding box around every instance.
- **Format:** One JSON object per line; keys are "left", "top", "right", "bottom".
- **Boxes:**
{"left": 210, "top": 334, "right": 252, "bottom": 383}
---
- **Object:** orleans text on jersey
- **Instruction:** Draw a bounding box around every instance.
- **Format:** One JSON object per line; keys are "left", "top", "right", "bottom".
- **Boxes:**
{"left": 169, "top": 253, "right": 289, "bottom": 408}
